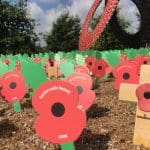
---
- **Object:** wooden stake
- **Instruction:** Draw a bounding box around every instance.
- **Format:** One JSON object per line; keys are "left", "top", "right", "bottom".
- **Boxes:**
{"left": 119, "top": 65, "right": 150, "bottom": 148}
{"left": 119, "top": 83, "right": 138, "bottom": 102}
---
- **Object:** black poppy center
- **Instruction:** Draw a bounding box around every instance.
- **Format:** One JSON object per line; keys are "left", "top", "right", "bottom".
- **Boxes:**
{"left": 123, "top": 73, "right": 130, "bottom": 80}
{"left": 9, "top": 82, "right": 17, "bottom": 89}
{"left": 89, "top": 62, "right": 92, "bottom": 66}
{"left": 98, "top": 66, "right": 102, "bottom": 70}
{"left": 76, "top": 86, "right": 83, "bottom": 94}
{"left": 50, "top": 62, "right": 54, "bottom": 66}
{"left": 144, "top": 61, "right": 148, "bottom": 64}
{"left": 51, "top": 103, "right": 65, "bottom": 117}
{"left": 144, "top": 92, "right": 150, "bottom": 99}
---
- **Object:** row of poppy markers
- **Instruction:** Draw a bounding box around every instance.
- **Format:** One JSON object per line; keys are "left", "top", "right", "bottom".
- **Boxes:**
{"left": 0, "top": 51, "right": 150, "bottom": 150}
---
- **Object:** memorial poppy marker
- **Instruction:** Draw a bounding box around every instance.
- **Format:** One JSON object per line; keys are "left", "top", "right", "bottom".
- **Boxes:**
{"left": 119, "top": 54, "right": 128, "bottom": 63}
{"left": 85, "top": 56, "right": 110, "bottom": 81}
{"left": 113, "top": 61, "right": 139, "bottom": 89}
{"left": 0, "top": 70, "right": 27, "bottom": 112}
{"left": 66, "top": 72, "right": 95, "bottom": 110}
{"left": 119, "top": 65, "right": 150, "bottom": 148}
{"left": 75, "top": 65, "right": 89, "bottom": 74}
{"left": 32, "top": 80, "right": 86, "bottom": 150}
{"left": 85, "top": 56, "right": 96, "bottom": 72}
{"left": 92, "top": 59, "right": 109, "bottom": 78}
{"left": 135, "top": 55, "right": 150, "bottom": 66}
{"left": 20, "top": 58, "right": 87, "bottom": 149}
{"left": 48, "top": 67, "right": 59, "bottom": 79}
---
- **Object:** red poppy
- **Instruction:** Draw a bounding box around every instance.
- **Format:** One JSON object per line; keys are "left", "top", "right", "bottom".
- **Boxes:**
{"left": 45, "top": 59, "right": 61, "bottom": 79}
{"left": 33, "top": 57, "right": 42, "bottom": 63}
{"left": 15, "top": 60, "right": 21, "bottom": 71}
{"left": 136, "top": 83, "right": 150, "bottom": 112}
{"left": 2, "top": 59, "right": 10, "bottom": 65}
{"left": 135, "top": 55, "right": 149, "bottom": 66}
{"left": 49, "top": 59, "right": 55, "bottom": 66}
{"left": 85, "top": 56, "right": 96, "bottom": 71}
{"left": 66, "top": 73, "right": 95, "bottom": 110}
{"left": 45, "top": 59, "right": 54, "bottom": 73}
{"left": 119, "top": 54, "right": 128, "bottom": 63}
{"left": 54, "top": 60, "right": 60, "bottom": 68}
{"left": 66, "top": 72, "right": 93, "bottom": 89}
{"left": 128, "top": 59, "right": 143, "bottom": 77}
{"left": 32, "top": 80, "right": 86, "bottom": 144}
{"left": 75, "top": 65, "right": 89, "bottom": 74}
{"left": 104, "top": 59, "right": 112, "bottom": 74}
{"left": 113, "top": 62, "right": 139, "bottom": 89}
{"left": 0, "top": 71, "right": 27, "bottom": 103}
{"left": 92, "top": 60, "right": 109, "bottom": 77}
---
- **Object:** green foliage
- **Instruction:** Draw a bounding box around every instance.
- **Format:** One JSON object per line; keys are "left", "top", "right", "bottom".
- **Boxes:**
{"left": 0, "top": 0, "right": 38, "bottom": 54}
{"left": 45, "top": 12, "right": 81, "bottom": 53}
{"left": 90, "top": 17, "right": 125, "bottom": 51}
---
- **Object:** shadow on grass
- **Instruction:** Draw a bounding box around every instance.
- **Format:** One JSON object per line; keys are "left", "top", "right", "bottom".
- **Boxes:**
{"left": 87, "top": 104, "right": 110, "bottom": 119}
{"left": 0, "top": 119, "right": 19, "bottom": 138}
{"left": 75, "top": 129, "right": 110, "bottom": 150}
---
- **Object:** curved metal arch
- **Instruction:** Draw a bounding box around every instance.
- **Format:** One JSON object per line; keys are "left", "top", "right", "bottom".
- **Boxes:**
{"left": 79, "top": 0, "right": 150, "bottom": 50}
{"left": 108, "top": 0, "right": 143, "bottom": 48}
{"left": 79, "top": 0, "right": 119, "bottom": 51}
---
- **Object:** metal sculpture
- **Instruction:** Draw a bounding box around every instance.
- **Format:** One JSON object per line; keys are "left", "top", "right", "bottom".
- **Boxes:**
{"left": 79, "top": 0, "right": 119, "bottom": 50}
{"left": 79, "top": 0, "right": 150, "bottom": 50}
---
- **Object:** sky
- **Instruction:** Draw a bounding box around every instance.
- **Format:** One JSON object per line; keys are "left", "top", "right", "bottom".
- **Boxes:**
{"left": 26, "top": 0, "right": 141, "bottom": 47}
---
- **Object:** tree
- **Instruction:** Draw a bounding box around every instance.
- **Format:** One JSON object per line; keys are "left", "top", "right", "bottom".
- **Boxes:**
{"left": 45, "top": 12, "right": 81, "bottom": 52}
{"left": 0, "top": 0, "right": 38, "bottom": 54}
{"left": 90, "top": 16, "right": 126, "bottom": 51}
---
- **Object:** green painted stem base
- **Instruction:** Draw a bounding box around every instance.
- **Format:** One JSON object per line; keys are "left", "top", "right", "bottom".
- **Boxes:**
{"left": 130, "top": 101, "right": 136, "bottom": 107}
{"left": 60, "top": 142, "right": 75, "bottom": 150}
{"left": 13, "top": 101, "right": 21, "bottom": 112}
{"left": 94, "top": 77, "right": 99, "bottom": 85}
{"left": 104, "top": 74, "right": 109, "bottom": 80}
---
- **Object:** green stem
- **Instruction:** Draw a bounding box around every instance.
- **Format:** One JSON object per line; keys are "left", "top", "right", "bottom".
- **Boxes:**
{"left": 104, "top": 74, "right": 109, "bottom": 80}
{"left": 130, "top": 101, "right": 136, "bottom": 107}
{"left": 13, "top": 101, "right": 21, "bottom": 112}
{"left": 95, "top": 77, "right": 99, "bottom": 85}
{"left": 60, "top": 142, "right": 75, "bottom": 150}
